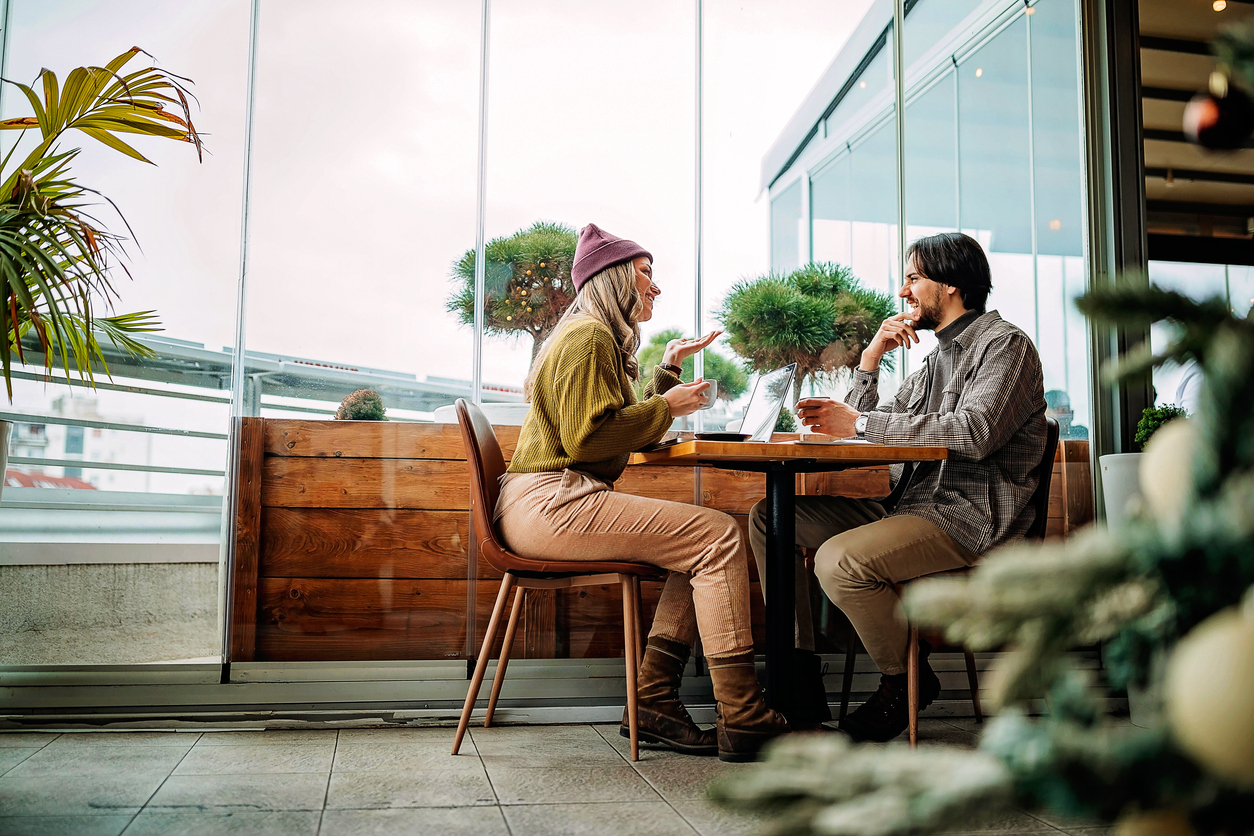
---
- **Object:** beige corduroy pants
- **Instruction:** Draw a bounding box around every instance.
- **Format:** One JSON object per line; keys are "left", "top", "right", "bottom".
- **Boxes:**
{"left": 495, "top": 469, "right": 755, "bottom": 657}
{"left": 749, "top": 496, "right": 976, "bottom": 676}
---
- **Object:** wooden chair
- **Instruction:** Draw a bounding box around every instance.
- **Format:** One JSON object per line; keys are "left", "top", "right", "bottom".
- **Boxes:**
{"left": 450, "top": 399, "right": 662, "bottom": 761}
{"left": 840, "top": 416, "right": 1061, "bottom": 745}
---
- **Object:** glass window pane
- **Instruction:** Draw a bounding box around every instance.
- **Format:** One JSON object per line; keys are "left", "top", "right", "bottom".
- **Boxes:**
{"left": 849, "top": 118, "right": 899, "bottom": 296}
{"left": 1, "top": 0, "right": 250, "bottom": 665}
{"left": 905, "top": 0, "right": 986, "bottom": 66}
{"left": 482, "top": 0, "right": 695, "bottom": 658}
{"left": 771, "top": 180, "right": 805, "bottom": 273}
{"left": 241, "top": 0, "right": 481, "bottom": 664}
{"left": 811, "top": 154, "right": 852, "bottom": 267}
{"left": 825, "top": 42, "right": 892, "bottom": 142}
{"left": 905, "top": 72, "right": 958, "bottom": 235}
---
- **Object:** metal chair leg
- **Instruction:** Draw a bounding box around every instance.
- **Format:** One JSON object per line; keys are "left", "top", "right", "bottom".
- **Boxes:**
{"left": 621, "top": 574, "right": 640, "bottom": 762}
{"left": 453, "top": 573, "right": 516, "bottom": 755}
{"left": 964, "top": 648, "right": 983, "bottom": 722}
{"left": 484, "top": 586, "right": 526, "bottom": 728}
{"left": 907, "top": 623, "right": 920, "bottom": 748}
{"left": 839, "top": 627, "right": 858, "bottom": 722}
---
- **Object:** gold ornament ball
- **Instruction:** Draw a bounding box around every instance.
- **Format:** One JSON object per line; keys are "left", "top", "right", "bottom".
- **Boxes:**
{"left": 1139, "top": 419, "right": 1197, "bottom": 526}
{"left": 1165, "top": 607, "right": 1254, "bottom": 787}
{"left": 1114, "top": 809, "right": 1194, "bottom": 836}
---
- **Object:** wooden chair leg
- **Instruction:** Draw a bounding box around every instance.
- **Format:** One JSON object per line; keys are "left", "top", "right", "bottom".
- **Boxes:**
{"left": 484, "top": 586, "right": 526, "bottom": 728}
{"left": 839, "top": 628, "right": 858, "bottom": 722}
{"left": 453, "top": 573, "right": 516, "bottom": 755}
{"left": 621, "top": 575, "right": 640, "bottom": 762}
{"left": 632, "top": 575, "right": 645, "bottom": 666}
{"left": 963, "top": 648, "right": 983, "bottom": 723}
{"left": 907, "top": 623, "right": 920, "bottom": 748}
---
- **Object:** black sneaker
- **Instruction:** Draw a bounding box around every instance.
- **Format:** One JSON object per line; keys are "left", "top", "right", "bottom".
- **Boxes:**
{"left": 839, "top": 640, "right": 941, "bottom": 743}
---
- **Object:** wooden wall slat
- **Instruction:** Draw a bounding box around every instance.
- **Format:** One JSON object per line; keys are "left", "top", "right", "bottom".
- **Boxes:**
{"left": 614, "top": 467, "right": 695, "bottom": 504}
{"left": 228, "top": 417, "right": 265, "bottom": 663}
{"left": 260, "top": 508, "right": 493, "bottom": 579}
{"left": 264, "top": 419, "right": 521, "bottom": 460}
{"left": 261, "top": 458, "right": 468, "bottom": 509}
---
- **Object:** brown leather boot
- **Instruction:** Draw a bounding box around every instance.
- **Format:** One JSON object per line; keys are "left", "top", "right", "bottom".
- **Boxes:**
{"left": 619, "top": 636, "right": 717, "bottom": 756}
{"left": 708, "top": 651, "right": 791, "bottom": 763}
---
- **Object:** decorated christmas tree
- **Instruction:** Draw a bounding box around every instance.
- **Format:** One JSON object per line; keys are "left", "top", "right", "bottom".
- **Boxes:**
{"left": 710, "top": 282, "right": 1254, "bottom": 836}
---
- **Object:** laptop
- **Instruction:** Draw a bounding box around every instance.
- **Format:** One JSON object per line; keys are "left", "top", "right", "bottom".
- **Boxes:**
{"left": 739, "top": 364, "right": 797, "bottom": 443}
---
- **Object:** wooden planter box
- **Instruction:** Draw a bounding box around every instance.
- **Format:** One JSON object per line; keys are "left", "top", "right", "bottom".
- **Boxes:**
{"left": 227, "top": 419, "right": 1091, "bottom": 663}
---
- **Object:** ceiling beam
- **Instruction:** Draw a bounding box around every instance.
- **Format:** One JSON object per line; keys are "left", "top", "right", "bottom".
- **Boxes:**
{"left": 1146, "top": 166, "right": 1254, "bottom": 186}
{"left": 1147, "top": 199, "right": 1254, "bottom": 216}
{"left": 1148, "top": 233, "right": 1254, "bottom": 266}
{"left": 1142, "top": 86, "right": 1195, "bottom": 102}
{"left": 1140, "top": 35, "right": 1211, "bottom": 55}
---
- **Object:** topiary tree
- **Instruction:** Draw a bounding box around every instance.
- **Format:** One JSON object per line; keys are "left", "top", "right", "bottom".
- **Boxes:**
{"left": 716, "top": 262, "right": 896, "bottom": 404}
{"left": 636, "top": 328, "right": 749, "bottom": 401}
{"left": 1136, "top": 403, "right": 1188, "bottom": 449}
{"left": 447, "top": 221, "right": 578, "bottom": 364}
{"left": 335, "top": 389, "right": 386, "bottom": 421}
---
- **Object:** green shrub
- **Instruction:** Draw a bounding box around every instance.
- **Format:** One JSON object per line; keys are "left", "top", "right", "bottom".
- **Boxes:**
{"left": 775, "top": 408, "right": 797, "bottom": 433}
{"left": 336, "top": 389, "right": 387, "bottom": 421}
{"left": 1134, "top": 403, "right": 1187, "bottom": 449}
{"left": 637, "top": 329, "right": 749, "bottom": 401}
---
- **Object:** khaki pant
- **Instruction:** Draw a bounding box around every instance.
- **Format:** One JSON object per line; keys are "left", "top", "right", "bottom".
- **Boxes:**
{"left": 749, "top": 497, "right": 976, "bottom": 676}
{"left": 496, "top": 469, "right": 754, "bottom": 657}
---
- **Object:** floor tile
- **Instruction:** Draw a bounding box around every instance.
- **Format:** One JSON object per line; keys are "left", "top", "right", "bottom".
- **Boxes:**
{"left": 630, "top": 756, "right": 753, "bottom": 801}
{"left": 49, "top": 733, "right": 199, "bottom": 748}
{"left": 325, "top": 769, "right": 496, "bottom": 809}
{"left": 502, "top": 802, "right": 699, "bottom": 836}
{"left": 0, "top": 772, "right": 162, "bottom": 816}
{"left": 122, "top": 810, "right": 321, "bottom": 836}
{"left": 488, "top": 765, "right": 662, "bottom": 805}
{"left": 593, "top": 724, "right": 692, "bottom": 760}
{"left": 671, "top": 798, "right": 774, "bottom": 836}
{"left": 173, "top": 744, "right": 334, "bottom": 775}
{"left": 472, "top": 726, "right": 622, "bottom": 768}
{"left": 5, "top": 745, "right": 188, "bottom": 778}
{"left": 194, "top": 731, "right": 337, "bottom": 746}
{"left": 1023, "top": 812, "right": 1109, "bottom": 833}
{"left": 0, "top": 734, "right": 59, "bottom": 749}
{"left": 939, "top": 808, "right": 1063, "bottom": 833}
{"left": 332, "top": 741, "right": 486, "bottom": 773}
{"left": 0, "top": 815, "right": 131, "bottom": 836}
{"left": 146, "top": 773, "right": 329, "bottom": 812}
{"left": 0, "top": 751, "right": 38, "bottom": 776}
{"left": 320, "top": 807, "right": 511, "bottom": 836}
{"left": 339, "top": 727, "right": 475, "bottom": 746}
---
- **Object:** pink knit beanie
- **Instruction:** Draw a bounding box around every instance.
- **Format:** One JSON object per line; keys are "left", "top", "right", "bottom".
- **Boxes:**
{"left": 571, "top": 223, "right": 652, "bottom": 291}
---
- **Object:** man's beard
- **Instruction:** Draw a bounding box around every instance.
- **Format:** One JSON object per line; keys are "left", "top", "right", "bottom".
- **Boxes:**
{"left": 911, "top": 296, "right": 943, "bottom": 331}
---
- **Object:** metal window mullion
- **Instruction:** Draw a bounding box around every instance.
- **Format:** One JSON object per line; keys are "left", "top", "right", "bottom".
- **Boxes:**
{"left": 222, "top": 0, "right": 262, "bottom": 673}
{"left": 893, "top": 0, "right": 908, "bottom": 382}
{"left": 467, "top": 0, "right": 492, "bottom": 662}
{"left": 954, "top": 56, "right": 962, "bottom": 231}
{"left": 694, "top": 0, "right": 705, "bottom": 476}
{"left": 8, "top": 455, "right": 225, "bottom": 477}
{"left": 1027, "top": 6, "right": 1040, "bottom": 346}
{"left": 0, "top": 412, "right": 228, "bottom": 441}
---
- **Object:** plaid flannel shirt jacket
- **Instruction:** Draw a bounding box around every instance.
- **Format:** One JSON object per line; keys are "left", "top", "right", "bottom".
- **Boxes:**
{"left": 844, "top": 309, "right": 1047, "bottom": 555}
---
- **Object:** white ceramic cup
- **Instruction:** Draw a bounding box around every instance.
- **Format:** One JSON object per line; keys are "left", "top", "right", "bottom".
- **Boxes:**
{"left": 697, "top": 379, "right": 718, "bottom": 409}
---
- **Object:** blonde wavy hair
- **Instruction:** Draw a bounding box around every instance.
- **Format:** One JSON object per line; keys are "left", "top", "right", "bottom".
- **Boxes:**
{"left": 524, "top": 260, "right": 645, "bottom": 400}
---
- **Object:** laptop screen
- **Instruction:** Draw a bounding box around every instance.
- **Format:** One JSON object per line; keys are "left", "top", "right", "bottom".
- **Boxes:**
{"left": 740, "top": 364, "right": 796, "bottom": 443}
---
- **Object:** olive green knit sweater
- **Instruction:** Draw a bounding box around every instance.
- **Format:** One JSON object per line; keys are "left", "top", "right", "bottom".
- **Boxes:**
{"left": 507, "top": 319, "right": 679, "bottom": 483}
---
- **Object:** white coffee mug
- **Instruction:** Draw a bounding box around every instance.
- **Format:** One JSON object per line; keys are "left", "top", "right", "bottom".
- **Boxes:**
{"left": 697, "top": 379, "right": 718, "bottom": 409}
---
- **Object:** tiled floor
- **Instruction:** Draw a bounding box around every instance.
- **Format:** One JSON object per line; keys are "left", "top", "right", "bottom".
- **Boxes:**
{"left": 0, "top": 720, "right": 1101, "bottom": 836}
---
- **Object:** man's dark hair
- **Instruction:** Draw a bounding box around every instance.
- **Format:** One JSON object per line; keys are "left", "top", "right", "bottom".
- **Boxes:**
{"left": 906, "top": 232, "right": 993, "bottom": 313}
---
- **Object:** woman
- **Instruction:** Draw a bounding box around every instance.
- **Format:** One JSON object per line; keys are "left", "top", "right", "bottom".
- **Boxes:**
{"left": 495, "top": 223, "right": 789, "bottom": 762}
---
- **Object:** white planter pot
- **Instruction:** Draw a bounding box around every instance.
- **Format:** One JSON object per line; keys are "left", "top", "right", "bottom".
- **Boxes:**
{"left": 1099, "top": 452, "right": 1143, "bottom": 531}
{"left": 431, "top": 403, "right": 531, "bottom": 426}
{"left": 0, "top": 420, "right": 10, "bottom": 502}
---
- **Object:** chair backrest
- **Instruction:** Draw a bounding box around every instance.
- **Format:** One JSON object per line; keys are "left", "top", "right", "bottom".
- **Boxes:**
{"left": 455, "top": 398, "right": 516, "bottom": 575}
{"left": 1023, "top": 416, "right": 1061, "bottom": 541}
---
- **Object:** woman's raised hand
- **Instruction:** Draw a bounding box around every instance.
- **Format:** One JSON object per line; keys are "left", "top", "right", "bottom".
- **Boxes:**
{"left": 662, "top": 330, "right": 722, "bottom": 367}
{"left": 661, "top": 378, "right": 713, "bottom": 417}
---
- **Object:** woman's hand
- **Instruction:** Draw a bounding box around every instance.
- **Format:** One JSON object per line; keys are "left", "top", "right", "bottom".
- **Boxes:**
{"left": 662, "top": 330, "right": 722, "bottom": 367}
{"left": 661, "top": 379, "right": 713, "bottom": 417}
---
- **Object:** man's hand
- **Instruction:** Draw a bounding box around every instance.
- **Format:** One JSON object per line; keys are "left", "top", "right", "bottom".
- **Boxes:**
{"left": 860, "top": 312, "right": 919, "bottom": 371}
{"left": 662, "top": 330, "right": 722, "bottom": 368}
{"left": 795, "top": 398, "right": 860, "bottom": 437}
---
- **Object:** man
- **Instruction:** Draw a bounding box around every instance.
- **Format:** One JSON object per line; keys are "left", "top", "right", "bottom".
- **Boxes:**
{"left": 748, "top": 231, "right": 1047, "bottom": 741}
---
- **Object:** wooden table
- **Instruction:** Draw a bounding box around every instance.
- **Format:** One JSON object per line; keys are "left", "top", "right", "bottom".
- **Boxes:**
{"left": 629, "top": 439, "right": 947, "bottom": 715}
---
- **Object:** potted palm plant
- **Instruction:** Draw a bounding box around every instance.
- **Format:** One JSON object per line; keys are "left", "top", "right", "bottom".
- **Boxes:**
{"left": 0, "top": 48, "right": 202, "bottom": 498}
